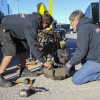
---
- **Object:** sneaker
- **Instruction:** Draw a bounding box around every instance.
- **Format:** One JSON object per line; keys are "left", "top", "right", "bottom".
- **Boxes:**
{"left": 0, "top": 73, "right": 12, "bottom": 87}
{"left": 20, "top": 67, "right": 38, "bottom": 77}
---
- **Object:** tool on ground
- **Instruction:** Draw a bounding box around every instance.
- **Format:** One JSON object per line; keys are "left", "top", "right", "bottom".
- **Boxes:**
{"left": 16, "top": 62, "right": 36, "bottom": 67}
{"left": 12, "top": 78, "right": 33, "bottom": 85}
{"left": 19, "top": 86, "right": 49, "bottom": 97}
{"left": 16, "top": 59, "right": 39, "bottom": 67}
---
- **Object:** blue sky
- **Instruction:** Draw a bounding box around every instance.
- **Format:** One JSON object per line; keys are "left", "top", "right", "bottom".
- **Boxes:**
{"left": 7, "top": 0, "right": 99, "bottom": 24}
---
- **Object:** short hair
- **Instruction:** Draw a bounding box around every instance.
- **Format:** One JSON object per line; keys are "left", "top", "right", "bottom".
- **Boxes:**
{"left": 69, "top": 10, "right": 84, "bottom": 21}
{"left": 42, "top": 11, "right": 53, "bottom": 26}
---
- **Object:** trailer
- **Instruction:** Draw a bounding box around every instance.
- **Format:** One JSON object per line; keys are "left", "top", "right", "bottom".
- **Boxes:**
{"left": 85, "top": 1, "right": 99, "bottom": 24}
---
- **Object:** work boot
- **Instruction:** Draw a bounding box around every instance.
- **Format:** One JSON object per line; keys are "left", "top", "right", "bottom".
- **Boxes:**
{"left": 0, "top": 73, "right": 12, "bottom": 87}
{"left": 20, "top": 67, "right": 38, "bottom": 77}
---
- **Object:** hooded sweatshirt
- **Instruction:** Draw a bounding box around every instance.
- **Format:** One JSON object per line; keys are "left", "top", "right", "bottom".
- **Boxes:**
{"left": 1, "top": 12, "right": 45, "bottom": 63}
{"left": 70, "top": 17, "right": 100, "bottom": 65}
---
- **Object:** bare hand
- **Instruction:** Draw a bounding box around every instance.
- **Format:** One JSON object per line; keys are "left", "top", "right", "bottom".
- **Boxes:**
{"left": 43, "top": 61, "right": 52, "bottom": 69}
{"left": 66, "top": 63, "right": 71, "bottom": 68}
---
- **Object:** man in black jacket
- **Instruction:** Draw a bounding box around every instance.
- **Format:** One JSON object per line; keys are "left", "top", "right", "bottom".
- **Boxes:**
{"left": 0, "top": 11, "right": 53, "bottom": 87}
{"left": 65, "top": 10, "right": 100, "bottom": 85}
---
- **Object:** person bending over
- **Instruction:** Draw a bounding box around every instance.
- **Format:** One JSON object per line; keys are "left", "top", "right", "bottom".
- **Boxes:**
{"left": 0, "top": 11, "right": 53, "bottom": 87}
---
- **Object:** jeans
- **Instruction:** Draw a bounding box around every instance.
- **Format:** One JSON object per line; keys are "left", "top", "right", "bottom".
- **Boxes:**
{"left": 72, "top": 60, "right": 100, "bottom": 85}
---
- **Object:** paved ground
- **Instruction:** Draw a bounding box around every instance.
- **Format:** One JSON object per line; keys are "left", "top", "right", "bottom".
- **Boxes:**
{"left": 0, "top": 33, "right": 100, "bottom": 100}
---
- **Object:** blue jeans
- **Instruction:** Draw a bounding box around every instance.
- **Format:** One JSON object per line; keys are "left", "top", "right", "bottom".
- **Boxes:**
{"left": 72, "top": 60, "right": 100, "bottom": 85}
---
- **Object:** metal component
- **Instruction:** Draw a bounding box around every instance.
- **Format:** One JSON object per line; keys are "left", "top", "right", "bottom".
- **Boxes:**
{"left": 24, "top": 78, "right": 31, "bottom": 85}
{"left": 37, "top": 30, "right": 67, "bottom": 63}
{"left": 19, "top": 86, "right": 49, "bottom": 97}
{"left": 19, "top": 89, "right": 30, "bottom": 97}
{"left": 34, "top": 87, "right": 49, "bottom": 92}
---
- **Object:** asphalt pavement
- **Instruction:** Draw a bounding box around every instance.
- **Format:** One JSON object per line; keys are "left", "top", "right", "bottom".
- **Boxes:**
{"left": 0, "top": 33, "right": 100, "bottom": 100}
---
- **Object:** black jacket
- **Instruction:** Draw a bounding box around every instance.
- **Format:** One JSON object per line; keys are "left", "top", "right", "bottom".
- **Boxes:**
{"left": 1, "top": 12, "right": 45, "bottom": 63}
{"left": 70, "top": 17, "right": 100, "bottom": 65}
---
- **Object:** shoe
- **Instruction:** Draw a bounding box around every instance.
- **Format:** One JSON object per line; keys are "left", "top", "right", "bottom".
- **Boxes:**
{"left": 20, "top": 67, "right": 38, "bottom": 77}
{"left": 0, "top": 73, "right": 12, "bottom": 87}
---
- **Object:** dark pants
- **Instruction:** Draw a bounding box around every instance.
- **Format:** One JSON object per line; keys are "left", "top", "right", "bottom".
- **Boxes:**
{"left": 0, "top": 29, "right": 27, "bottom": 56}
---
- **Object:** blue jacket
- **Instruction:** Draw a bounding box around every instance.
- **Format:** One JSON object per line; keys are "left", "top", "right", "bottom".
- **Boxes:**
{"left": 1, "top": 12, "right": 45, "bottom": 63}
{"left": 70, "top": 17, "right": 100, "bottom": 65}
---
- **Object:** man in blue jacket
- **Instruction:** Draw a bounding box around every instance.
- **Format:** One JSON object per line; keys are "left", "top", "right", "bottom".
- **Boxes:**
{"left": 0, "top": 11, "right": 53, "bottom": 87}
{"left": 65, "top": 10, "right": 100, "bottom": 85}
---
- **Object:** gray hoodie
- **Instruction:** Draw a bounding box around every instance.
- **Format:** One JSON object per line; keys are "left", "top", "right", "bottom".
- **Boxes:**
{"left": 70, "top": 17, "right": 100, "bottom": 65}
{"left": 1, "top": 12, "right": 45, "bottom": 63}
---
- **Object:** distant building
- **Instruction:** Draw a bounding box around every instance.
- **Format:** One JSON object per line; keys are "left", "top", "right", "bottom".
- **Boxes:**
{"left": 0, "top": 0, "right": 12, "bottom": 16}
